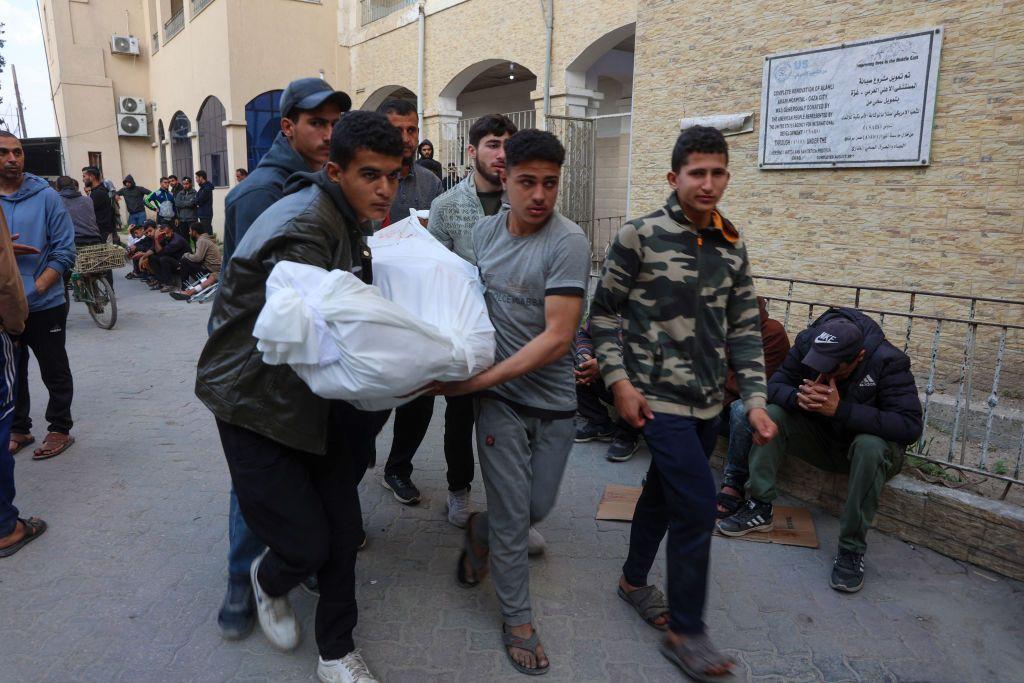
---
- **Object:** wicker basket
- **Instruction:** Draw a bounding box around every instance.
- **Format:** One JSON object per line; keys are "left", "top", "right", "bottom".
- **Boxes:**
{"left": 74, "top": 243, "right": 127, "bottom": 274}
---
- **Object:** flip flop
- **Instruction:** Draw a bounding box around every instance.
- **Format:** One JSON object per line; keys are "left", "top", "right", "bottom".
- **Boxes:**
{"left": 0, "top": 517, "right": 47, "bottom": 558}
{"left": 32, "top": 433, "right": 75, "bottom": 461}
{"left": 659, "top": 632, "right": 735, "bottom": 682}
{"left": 9, "top": 433, "right": 34, "bottom": 455}
{"left": 502, "top": 624, "right": 549, "bottom": 676}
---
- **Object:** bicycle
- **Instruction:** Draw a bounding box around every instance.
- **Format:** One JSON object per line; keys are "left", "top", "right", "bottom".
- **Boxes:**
{"left": 70, "top": 243, "right": 125, "bottom": 329}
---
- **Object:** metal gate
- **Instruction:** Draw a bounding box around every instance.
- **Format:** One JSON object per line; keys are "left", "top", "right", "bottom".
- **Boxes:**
{"left": 546, "top": 115, "right": 596, "bottom": 227}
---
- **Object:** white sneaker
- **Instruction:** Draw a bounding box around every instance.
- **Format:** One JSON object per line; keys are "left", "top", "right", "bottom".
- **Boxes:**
{"left": 317, "top": 650, "right": 379, "bottom": 683}
{"left": 446, "top": 488, "right": 471, "bottom": 528}
{"left": 528, "top": 527, "right": 546, "bottom": 556}
{"left": 250, "top": 549, "right": 301, "bottom": 651}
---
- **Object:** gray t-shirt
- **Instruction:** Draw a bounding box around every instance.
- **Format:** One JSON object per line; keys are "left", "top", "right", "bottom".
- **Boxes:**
{"left": 473, "top": 208, "right": 591, "bottom": 416}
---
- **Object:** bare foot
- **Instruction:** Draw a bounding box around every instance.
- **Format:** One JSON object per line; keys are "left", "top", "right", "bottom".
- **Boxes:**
{"left": 0, "top": 520, "right": 27, "bottom": 550}
{"left": 506, "top": 623, "right": 548, "bottom": 671}
{"left": 665, "top": 630, "right": 734, "bottom": 677}
{"left": 618, "top": 575, "right": 669, "bottom": 628}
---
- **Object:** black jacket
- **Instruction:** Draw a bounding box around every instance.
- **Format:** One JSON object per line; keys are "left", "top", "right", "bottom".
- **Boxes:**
{"left": 222, "top": 132, "right": 309, "bottom": 261}
{"left": 195, "top": 170, "right": 373, "bottom": 455}
{"left": 89, "top": 184, "right": 115, "bottom": 233}
{"left": 117, "top": 175, "right": 150, "bottom": 214}
{"left": 156, "top": 232, "right": 189, "bottom": 260}
{"left": 768, "top": 307, "right": 923, "bottom": 445}
{"left": 196, "top": 180, "right": 214, "bottom": 220}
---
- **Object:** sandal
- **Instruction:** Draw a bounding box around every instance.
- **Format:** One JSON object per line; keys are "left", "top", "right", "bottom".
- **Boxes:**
{"left": 456, "top": 512, "right": 489, "bottom": 588}
{"left": 617, "top": 584, "right": 669, "bottom": 631}
{"left": 659, "top": 632, "right": 735, "bottom": 682}
{"left": 32, "top": 432, "right": 75, "bottom": 461}
{"left": 502, "top": 624, "right": 549, "bottom": 676}
{"left": 716, "top": 488, "right": 744, "bottom": 519}
{"left": 0, "top": 517, "right": 48, "bottom": 558}
{"left": 9, "top": 433, "right": 34, "bottom": 455}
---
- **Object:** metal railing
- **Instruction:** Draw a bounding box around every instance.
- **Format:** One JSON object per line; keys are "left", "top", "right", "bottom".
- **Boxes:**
{"left": 151, "top": 31, "right": 159, "bottom": 55}
{"left": 753, "top": 276, "right": 1024, "bottom": 495}
{"left": 360, "top": 0, "right": 416, "bottom": 25}
{"left": 579, "top": 215, "right": 624, "bottom": 270}
{"left": 430, "top": 110, "right": 537, "bottom": 175}
{"left": 163, "top": 9, "right": 185, "bottom": 42}
{"left": 191, "top": 0, "right": 214, "bottom": 18}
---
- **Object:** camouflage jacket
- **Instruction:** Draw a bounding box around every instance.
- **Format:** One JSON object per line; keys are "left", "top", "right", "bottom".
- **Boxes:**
{"left": 590, "top": 193, "right": 767, "bottom": 419}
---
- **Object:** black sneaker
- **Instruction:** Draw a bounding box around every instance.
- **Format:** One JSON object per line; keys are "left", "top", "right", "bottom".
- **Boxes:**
{"left": 830, "top": 549, "right": 865, "bottom": 593}
{"left": 717, "top": 499, "right": 774, "bottom": 536}
{"left": 606, "top": 434, "right": 640, "bottom": 462}
{"left": 217, "top": 576, "right": 255, "bottom": 640}
{"left": 382, "top": 473, "right": 421, "bottom": 505}
{"left": 575, "top": 420, "right": 616, "bottom": 443}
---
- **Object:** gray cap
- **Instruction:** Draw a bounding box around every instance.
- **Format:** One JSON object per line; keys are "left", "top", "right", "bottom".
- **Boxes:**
{"left": 279, "top": 77, "right": 352, "bottom": 118}
{"left": 802, "top": 318, "right": 864, "bottom": 374}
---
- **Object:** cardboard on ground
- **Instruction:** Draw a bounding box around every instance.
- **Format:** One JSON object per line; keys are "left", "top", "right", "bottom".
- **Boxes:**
{"left": 596, "top": 484, "right": 818, "bottom": 549}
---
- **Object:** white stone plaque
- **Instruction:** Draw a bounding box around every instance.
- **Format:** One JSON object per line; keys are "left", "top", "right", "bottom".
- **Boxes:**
{"left": 758, "top": 28, "right": 943, "bottom": 169}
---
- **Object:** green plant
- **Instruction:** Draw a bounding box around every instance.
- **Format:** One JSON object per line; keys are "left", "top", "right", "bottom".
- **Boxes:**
{"left": 993, "top": 459, "right": 1009, "bottom": 476}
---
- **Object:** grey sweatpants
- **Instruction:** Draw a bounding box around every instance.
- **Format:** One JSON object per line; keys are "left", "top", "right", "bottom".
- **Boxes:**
{"left": 473, "top": 396, "right": 574, "bottom": 626}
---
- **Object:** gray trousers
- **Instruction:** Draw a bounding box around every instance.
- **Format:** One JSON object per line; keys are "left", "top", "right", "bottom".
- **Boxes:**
{"left": 473, "top": 397, "right": 574, "bottom": 626}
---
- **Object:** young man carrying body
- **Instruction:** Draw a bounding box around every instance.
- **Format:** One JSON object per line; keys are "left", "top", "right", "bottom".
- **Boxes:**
{"left": 370, "top": 98, "right": 444, "bottom": 506}
{"left": 196, "top": 111, "right": 402, "bottom": 683}
{"left": 433, "top": 130, "right": 590, "bottom": 675}
{"left": 0, "top": 131, "right": 78, "bottom": 462}
{"left": 215, "top": 77, "right": 351, "bottom": 640}
{"left": 590, "top": 126, "right": 776, "bottom": 681}
{"left": 427, "top": 114, "right": 516, "bottom": 528}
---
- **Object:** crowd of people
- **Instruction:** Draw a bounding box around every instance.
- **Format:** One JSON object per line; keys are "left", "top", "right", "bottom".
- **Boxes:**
{"left": 0, "top": 73, "right": 926, "bottom": 683}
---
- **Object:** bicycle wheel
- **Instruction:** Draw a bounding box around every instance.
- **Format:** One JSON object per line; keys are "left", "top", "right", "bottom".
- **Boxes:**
{"left": 87, "top": 276, "right": 117, "bottom": 329}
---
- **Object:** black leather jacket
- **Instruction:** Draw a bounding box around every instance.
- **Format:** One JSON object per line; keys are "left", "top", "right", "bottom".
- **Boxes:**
{"left": 195, "top": 170, "right": 372, "bottom": 455}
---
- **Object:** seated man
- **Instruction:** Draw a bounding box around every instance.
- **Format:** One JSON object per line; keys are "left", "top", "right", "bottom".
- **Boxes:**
{"left": 131, "top": 223, "right": 158, "bottom": 281}
{"left": 718, "top": 307, "right": 923, "bottom": 593}
{"left": 148, "top": 225, "right": 189, "bottom": 292}
{"left": 572, "top": 318, "right": 643, "bottom": 462}
{"left": 170, "top": 221, "right": 221, "bottom": 301}
{"left": 716, "top": 296, "right": 790, "bottom": 517}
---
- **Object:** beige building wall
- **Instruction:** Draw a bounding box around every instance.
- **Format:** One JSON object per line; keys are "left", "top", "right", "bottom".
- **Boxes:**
{"left": 629, "top": 0, "right": 1024, "bottom": 306}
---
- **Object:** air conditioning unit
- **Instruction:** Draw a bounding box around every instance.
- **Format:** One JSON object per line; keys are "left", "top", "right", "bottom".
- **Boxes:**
{"left": 111, "top": 35, "right": 140, "bottom": 56}
{"left": 118, "top": 96, "right": 146, "bottom": 114}
{"left": 117, "top": 114, "right": 149, "bottom": 137}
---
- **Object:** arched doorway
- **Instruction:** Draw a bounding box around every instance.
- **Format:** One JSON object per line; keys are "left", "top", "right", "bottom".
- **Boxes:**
{"left": 434, "top": 60, "right": 538, "bottom": 170}
{"left": 564, "top": 24, "right": 635, "bottom": 234}
{"left": 169, "top": 111, "right": 194, "bottom": 180}
{"left": 360, "top": 85, "right": 416, "bottom": 112}
{"left": 197, "top": 95, "right": 229, "bottom": 187}
{"left": 157, "top": 119, "right": 167, "bottom": 176}
{"left": 245, "top": 90, "right": 283, "bottom": 171}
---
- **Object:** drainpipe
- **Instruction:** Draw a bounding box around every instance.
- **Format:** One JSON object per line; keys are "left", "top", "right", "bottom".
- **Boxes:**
{"left": 541, "top": 0, "right": 553, "bottom": 127}
{"left": 417, "top": 1, "right": 426, "bottom": 135}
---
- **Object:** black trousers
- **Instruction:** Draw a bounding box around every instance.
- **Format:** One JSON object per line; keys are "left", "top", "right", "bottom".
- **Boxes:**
{"left": 179, "top": 259, "right": 207, "bottom": 283}
{"left": 13, "top": 304, "right": 73, "bottom": 435}
{"left": 381, "top": 395, "right": 435, "bottom": 480}
{"left": 218, "top": 402, "right": 370, "bottom": 660}
{"left": 443, "top": 395, "right": 475, "bottom": 492}
{"left": 152, "top": 254, "right": 180, "bottom": 285}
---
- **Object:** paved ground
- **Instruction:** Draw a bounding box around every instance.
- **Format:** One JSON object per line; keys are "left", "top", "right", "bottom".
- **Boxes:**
{"left": 1, "top": 271, "right": 1022, "bottom": 683}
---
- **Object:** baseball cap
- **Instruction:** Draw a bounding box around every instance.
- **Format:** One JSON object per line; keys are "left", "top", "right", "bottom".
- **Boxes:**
{"left": 279, "top": 78, "right": 352, "bottom": 119}
{"left": 802, "top": 318, "right": 864, "bottom": 374}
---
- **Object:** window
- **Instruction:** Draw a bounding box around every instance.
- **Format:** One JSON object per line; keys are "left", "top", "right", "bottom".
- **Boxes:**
{"left": 88, "top": 152, "right": 102, "bottom": 175}
{"left": 244, "top": 90, "right": 283, "bottom": 171}
{"left": 169, "top": 111, "right": 194, "bottom": 180}
{"left": 158, "top": 120, "right": 167, "bottom": 176}
{"left": 197, "top": 96, "right": 228, "bottom": 187}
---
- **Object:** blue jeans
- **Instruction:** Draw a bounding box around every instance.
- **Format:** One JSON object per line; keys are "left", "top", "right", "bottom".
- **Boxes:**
{"left": 228, "top": 488, "right": 265, "bottom": 580}
{"left": 723, "top": 400, "right": 754, "bottom": 490}
{"left": 0, "top": 411, "right": 16, "bottom": 537}
{"left": 127, "top": 211, "right": 147, "bottom": 227}
{"left": 622, "top": 413, "right": 717, "bottom": 634}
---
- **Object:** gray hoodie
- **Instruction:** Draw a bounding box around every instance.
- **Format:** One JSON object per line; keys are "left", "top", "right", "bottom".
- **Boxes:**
{"left": 58, "top": 187, "right": 102, "bottom": 241}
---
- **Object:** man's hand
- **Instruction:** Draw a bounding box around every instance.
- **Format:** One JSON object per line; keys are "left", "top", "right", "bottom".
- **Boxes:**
{"left": 797, "top": 376, "right": 840, "bottom": 417}
{"left": 33, "top": 267, "right": 61, "bottom": 296}
{"left": 9, "top": 233, "right": 40, "bottom": 257}
{"left": 747, "top": 407, "right": 778, "bottom": 446}
{"left": 574, "top": 356, "right": 600, "bottom": 385}
{"left": 611, "top": 380, "right": 653, "bottom": 429}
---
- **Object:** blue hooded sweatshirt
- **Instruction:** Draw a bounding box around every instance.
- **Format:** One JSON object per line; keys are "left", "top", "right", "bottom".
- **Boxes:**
{"left": 0, "top": 173, "right": 76, "bottom": 312}
{"left": 222, "top": 131, "right": 310, "bottom": 262}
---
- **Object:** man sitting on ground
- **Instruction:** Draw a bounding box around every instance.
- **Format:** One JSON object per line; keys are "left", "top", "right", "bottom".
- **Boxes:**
{"left": 572, "top": 318, "right": 643, "bottom": 462}
{"left": 715, "top": 296, "right": 791, "bottom": 517}
{"left": 170, "top": 222, "right": 221, "bottom": 300}
{"left": 718, "top": 307, "right": 923, "bottom": 592}
{"left": 148, "top": 225, "right": 189, "bottom": 292}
